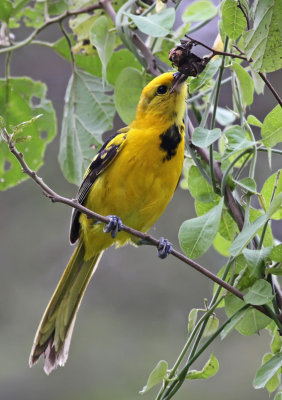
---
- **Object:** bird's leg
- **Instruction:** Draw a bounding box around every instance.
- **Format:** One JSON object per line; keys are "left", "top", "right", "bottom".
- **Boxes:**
{"left": 138, "top": 237, "right": 173, "bottom": 259}
{"left": 103, "top": 215, "right": 124, "bottom": 238}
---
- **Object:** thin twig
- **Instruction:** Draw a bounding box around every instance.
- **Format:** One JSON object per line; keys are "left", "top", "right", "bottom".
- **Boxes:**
{"left": 132, "top": 33, "right": 160, "bottom": 76}
{"left": 184, "top": 36, "right": 282, "bottom": 107}
{"left": 0, "top": 0, "right": 113, "bottom": 55}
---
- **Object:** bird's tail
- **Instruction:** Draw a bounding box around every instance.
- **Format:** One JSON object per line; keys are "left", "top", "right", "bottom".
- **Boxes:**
{"left": 29, "top": 240, "right": 103, "bottom": 374}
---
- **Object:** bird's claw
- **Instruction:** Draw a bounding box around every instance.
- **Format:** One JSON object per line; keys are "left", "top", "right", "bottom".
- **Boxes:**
{"left": 103, "top": 215, "right": 124, "bottom": 238}
{"left": 157, "top": 237, "right": 172, "bottom": 259}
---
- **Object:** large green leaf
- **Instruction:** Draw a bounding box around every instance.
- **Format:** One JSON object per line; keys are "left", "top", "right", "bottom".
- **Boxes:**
{"left": 0, "top": 78, "right": 56, "bottom": 191}
{"left": 127, "top": 8, "right": 175, "bottom": 38}
{"left": 243, "top": 0, "right": 282, "bottom": 72}
{"left": 179, "top": 198, "right": 224, "bottom": 259}
{"left": 58, "top": 70, "right": 115, "bottom": 184}
{"left": 114, "top": 67, "right": 148, "bottom": 125}
{"left": 89, "top": 16, "right": 116, "bottom": 81}
{"left": 106, "top": 49, "right": 141, "bottom": 85}
{"left": 253, "top": 352, "right": 282, "bottom": 389}
{"left": 221, "top": 0, "right": 247, "bottom": 40}
{"left": 261, "top": 105, "right": 282, "bottom": 148}
{"left": 183, "top": 0, "right": 217, "bottom": 23}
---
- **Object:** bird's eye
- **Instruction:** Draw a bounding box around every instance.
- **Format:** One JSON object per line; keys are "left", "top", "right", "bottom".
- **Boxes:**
{"left": 156, "top": 85, "right": 168, "bottom": 95}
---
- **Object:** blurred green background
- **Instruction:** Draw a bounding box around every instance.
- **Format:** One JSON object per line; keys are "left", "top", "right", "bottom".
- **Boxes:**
{"left": 0, "top": 3, "right": 281, "bottom": 399}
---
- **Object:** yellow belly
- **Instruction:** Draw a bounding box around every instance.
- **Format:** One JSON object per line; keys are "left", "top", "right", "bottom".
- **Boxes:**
{"left": 80, "top": 126, "right": 185, "bottom": 260}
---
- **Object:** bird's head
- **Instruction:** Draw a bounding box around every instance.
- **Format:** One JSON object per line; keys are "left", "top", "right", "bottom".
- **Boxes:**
{"left": 133, "top": 72, "right": 187, "bottom": 129}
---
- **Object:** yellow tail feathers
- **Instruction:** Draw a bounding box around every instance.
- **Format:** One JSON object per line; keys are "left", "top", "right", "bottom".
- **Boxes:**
{"left": 29, "top": 241, "right": 103, "bottom": 375}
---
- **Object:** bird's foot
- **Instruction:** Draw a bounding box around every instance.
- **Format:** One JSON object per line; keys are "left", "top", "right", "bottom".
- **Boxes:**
{"left": 103, "top": 215, "right": 124, "bottom": 238}
{"left": 157, "top": 237, "right": 172, "bottom": 259}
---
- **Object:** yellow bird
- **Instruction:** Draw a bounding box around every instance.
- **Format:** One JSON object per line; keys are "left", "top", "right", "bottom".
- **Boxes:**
{"left": 29, "top": 72, "right": 187, "bottom": 374}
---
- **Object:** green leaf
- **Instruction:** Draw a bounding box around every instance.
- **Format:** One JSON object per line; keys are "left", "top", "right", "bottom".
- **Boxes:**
{"left": 243, "top": 0, "right": 282, "bottom": 73}
{"left": 261, "top": 105, "right": 282, "bottom": 148}
{"left": 114, "top": 68, "right": 148, "bottom": 125}
{"left": 186, "top": 353, "right": 219, "bottom": 380}
{"left": 139, "top": 360, "right": 168, "bottom": 394}
{"left": 221, "top": 307, "right": 249, "bottom": 339}
{"left": 213, "top": 233, "right": 231, "bottom": 257}
{"left": 183, "top": 0, "right": 217, "bottom": 23}
{"left": 249, "top": 208, "right": 274, "bottom": 247}
{"left": 243, "top": 247, "right": 271, "bottom": 279}
{"left": 203, "top": 315, "right": 219, "bottom": 338}
{"left": 58, "top": 70, "right": 115, "bottom": 184}
{"left": 0, "top": 0, "right": 13, "bottom": 22}
{"left": 223, "top": 125, "right": 255, "bottom": 160}
{"left": 275, "top": 392, "right": 282, "bottom": 400}
{"left": 0, "top": 78, "right": 56, "bottom": 191}
{"left": 267, "top": 267, "right": 282, "bottom": 276}
{"left": 243, "top": 279, "right": 274, "bottom": 305}
{"left": 192, "top": 127, "right": 222, "bottom": 148}
{"left": 53, "top": 36, "right": 102, "bottom": 77}
{"left": 271, "top": 328, "right": 282, "bottom": 354}
{"left": 221, "top": 0, "right": 247, "bottom": 40}
{"left": 270, "top": 244, "right": 282, "bottom": 262}
{"left": 215, "top": 107, "right": 236, "bottom": 126}
{"left": 127, "top": 8, "right": 175, "bottom": 38}
{"left": 247, "top": 115, "right": 262, "bottom": 128}
{"left": 229, "top": 214, "right": 268, "bottom": 256}
{"left": 188, "top": 166, "right": 218, "bottom": 203}
{"left": 232, "top": 61, "right": 254, "bottom": 106}
{"left": 253, "top": 352, "right": 282, "bottom": 389}
{"left": 89, "top": 16, "right": 116, "bottom": 81}
{"left": 106, "top": 49, "right": 141, "bottom": 85}
{"left": 189, "top": 58, "right": 221, "bottom": 94}
{"left": 179, "top": 198, "right": 224, "bottom": 259}
{"left": 233, "top": 177, "right": 258, "bottom": 194}
{"left": 263, "top": 353, "right": 281, "bottom": 393}
{"left": 188, "top": 308, "right": 198, "bottom": 335}
{"left": 225, "top": 294, "right": 271, "bottom": 335}
{"left": 251, "top": 70, "right": 265, "bottom": 95}
{"left": 261, "top": 170, "right": 282, "bottom": 219}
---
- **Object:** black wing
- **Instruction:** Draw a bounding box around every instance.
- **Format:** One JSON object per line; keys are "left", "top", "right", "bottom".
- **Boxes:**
{"left": 70, "top": 129, "right": 128, "bottom": 244}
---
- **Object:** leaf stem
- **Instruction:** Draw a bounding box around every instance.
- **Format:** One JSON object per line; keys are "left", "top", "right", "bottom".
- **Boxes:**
{"left": 209, "top": 37, "right": 229, "bottom": 194}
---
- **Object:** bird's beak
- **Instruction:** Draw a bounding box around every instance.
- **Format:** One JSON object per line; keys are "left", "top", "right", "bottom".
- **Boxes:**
{"left": 170, "top": 72, "right": 187, "bottom": 93}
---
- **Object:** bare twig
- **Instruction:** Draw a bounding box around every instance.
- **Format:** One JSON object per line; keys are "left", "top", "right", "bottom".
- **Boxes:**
{"left": 0, "top": 0, "right": 114, "bottom": 54}
{"left": 1, "top": 126, "right": 272, "bottom": 319}
{"left": 132, "top": 33, "right": 160, "bottom": 76}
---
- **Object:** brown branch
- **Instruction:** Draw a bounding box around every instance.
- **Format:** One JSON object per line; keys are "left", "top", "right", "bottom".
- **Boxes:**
{"left": 132, "top": 33, "right": 160, "bottom": 76}
{"left": 1, "top": 126, "right": 271, "bottom": 319}
{"left": 257, "top": 72, "right": 282, "bottom": 108}
{"left": 184, "top": 35, "right": 249, "bottom": 62}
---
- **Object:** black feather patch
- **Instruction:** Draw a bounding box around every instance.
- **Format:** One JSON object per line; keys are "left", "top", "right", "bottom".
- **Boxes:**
{"left": 159, "top": 124, "right": 182, "bottom": 161}
{"left": 70, "top": 132, "right": 127, "bottom": 244}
